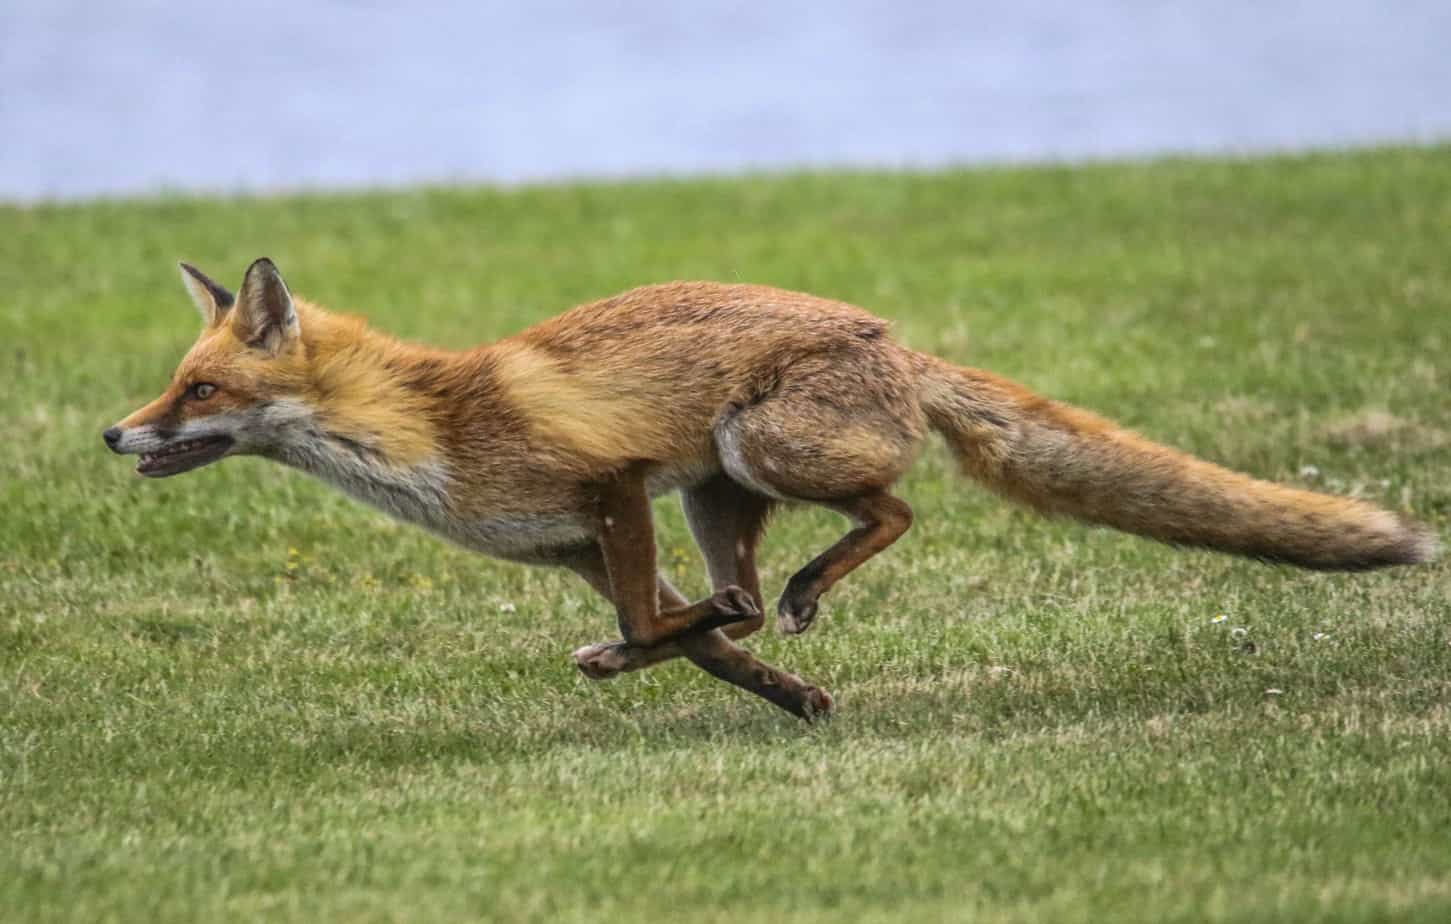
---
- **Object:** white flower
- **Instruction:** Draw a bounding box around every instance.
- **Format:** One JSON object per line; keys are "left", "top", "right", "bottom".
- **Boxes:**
{"left": 1231, "top": 627, "right": 1249, "bottom": 640}
{"left": 1211, "top": 614, "right": 1228, "bottom": 624}
{"left": 1312, "top": 632, "right": 1330, "bottom": 641}
{"left": 1264, "top": 688, "right": 1284, "bottom": 696}
{"left": 498, "top": 601, "right": 517, "bottom": 613}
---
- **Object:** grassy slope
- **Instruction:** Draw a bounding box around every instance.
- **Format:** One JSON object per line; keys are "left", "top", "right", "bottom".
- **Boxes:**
{"left": 2, "top": 147, "right": 1449, "bottom": 922}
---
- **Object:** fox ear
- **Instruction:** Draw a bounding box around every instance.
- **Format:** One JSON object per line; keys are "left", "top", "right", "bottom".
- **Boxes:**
{"left": 232, "top": 258, "right": 299, "bottom": 354}
{"left": 178, "top": 262, "right": 235, "bottom": 326}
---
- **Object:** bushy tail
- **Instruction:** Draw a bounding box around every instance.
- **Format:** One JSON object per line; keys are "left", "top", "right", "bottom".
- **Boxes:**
{"left": 917, "top": 356, "right": 1437, "bottom": 570}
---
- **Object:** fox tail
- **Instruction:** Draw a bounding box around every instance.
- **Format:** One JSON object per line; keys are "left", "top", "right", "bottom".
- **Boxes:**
{"left": 916, "top": 355, "right": 1437, "bottom": 570}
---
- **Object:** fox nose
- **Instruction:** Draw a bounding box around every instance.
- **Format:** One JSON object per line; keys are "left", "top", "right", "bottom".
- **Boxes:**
{"left": 103, "top": 427, "right": 123, "bottom": 452}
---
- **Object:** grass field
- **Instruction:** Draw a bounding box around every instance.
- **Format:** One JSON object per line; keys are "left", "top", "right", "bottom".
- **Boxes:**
{"left": 3, "top": 146, "right": 1450, "bottom": 923}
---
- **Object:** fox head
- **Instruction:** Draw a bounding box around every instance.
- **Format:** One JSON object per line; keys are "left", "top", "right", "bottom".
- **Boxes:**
{"left": 104, "top": 258, "right": 315, "bottom": 477}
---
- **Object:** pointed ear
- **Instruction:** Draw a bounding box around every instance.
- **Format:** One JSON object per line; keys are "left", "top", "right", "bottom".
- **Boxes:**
{"left": 178, "top": 262, "right": 235, "bottom": 326}
{"left": 232, "top": 258, "right": 299, "bottom": 354}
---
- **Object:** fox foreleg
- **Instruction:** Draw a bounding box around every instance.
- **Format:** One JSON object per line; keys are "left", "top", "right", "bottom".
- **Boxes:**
{"left": 567, "top": 568, "right": 833, "bottom": 721}
{"left": 593, "top": 467, "right": 759, "bottom": 646}
{"left": 565, "top": 472, "right": 833, "bottom": 719}
{"left": 569, "top": 580, "right": 754, "bottom": 680}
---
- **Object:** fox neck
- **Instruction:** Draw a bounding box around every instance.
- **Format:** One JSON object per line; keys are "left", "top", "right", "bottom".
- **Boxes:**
{"left": 272, "top": 422, "right": 455, "bottom": 526}
{"left": 262, "top": 304, "right": 470, "bottom": 521}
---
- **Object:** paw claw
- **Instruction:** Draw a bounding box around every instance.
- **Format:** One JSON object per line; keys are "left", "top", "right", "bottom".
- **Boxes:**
{"left": 776, "top": 594, "right": 818, "bottom": 635}
{"left": 692, "top": 586, "right": 761, "bottom": 634}
{"left": 803, "top": 686, "right": 835, "bottom": 721}
{"left": 713, "top": 585, "right": 761, "bottom": 622}
{"left": 572, "top": 642, "right": 629, "bottom": 680}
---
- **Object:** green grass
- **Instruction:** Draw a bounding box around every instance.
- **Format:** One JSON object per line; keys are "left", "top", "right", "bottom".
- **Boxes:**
{"left": 3, "top": 146, "right": 1450, "bottom": 923}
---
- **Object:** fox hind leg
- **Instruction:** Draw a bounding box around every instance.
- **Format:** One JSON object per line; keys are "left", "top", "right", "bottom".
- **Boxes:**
{"left": 775, "top": 491, "right": 913, "bottom": 634}
{"left": 715, "top": 352, "right": 922, "bottom": 634}
{"left": 681, "top": 474, "right": 774, "bottom": 629}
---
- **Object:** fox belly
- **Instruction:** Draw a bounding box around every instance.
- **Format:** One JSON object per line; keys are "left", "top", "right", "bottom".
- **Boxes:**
{"left": 450, "top": 512, "right": 597, "bottom": 561}
{"left": 452, "top": 459, "right": 724, "bottom": 561}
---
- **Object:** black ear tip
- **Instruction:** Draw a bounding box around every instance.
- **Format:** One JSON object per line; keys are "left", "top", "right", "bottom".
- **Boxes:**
{"left": 248, "top": 257, "right": 278, "bottom": 274}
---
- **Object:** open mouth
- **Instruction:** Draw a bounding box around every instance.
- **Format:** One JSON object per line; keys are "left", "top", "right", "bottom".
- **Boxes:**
{"left": 136, "top": 435, "right": 234, "bottom": 478}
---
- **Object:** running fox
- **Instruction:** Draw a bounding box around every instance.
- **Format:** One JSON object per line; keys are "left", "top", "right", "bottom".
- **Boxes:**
{"left": 104, "top": 259, "right": 1438, "bottom": 719}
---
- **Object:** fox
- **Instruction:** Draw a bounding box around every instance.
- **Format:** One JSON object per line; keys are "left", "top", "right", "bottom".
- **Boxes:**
{"left": 105, "top": 258, "right": 1437, "bottom": 720}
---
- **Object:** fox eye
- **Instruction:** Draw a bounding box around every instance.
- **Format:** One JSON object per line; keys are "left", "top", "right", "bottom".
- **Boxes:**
{"left": 190, "top": 383, "right": 217, "bottom": 401}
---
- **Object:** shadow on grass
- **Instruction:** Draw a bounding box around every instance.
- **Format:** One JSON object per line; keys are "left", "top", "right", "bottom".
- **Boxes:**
{"left": 291, "top": 644, "right": 1446, "bottom": 765}
{"left": 249, "top": 673, "right": 1275, "bottom": 773}
{"left": 59, "top": 616, "right": 1443, "bottom": 788}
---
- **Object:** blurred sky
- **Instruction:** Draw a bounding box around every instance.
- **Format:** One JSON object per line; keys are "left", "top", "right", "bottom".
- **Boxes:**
{"left": 3, "top": 0, "right": 1449, "bottom": 202}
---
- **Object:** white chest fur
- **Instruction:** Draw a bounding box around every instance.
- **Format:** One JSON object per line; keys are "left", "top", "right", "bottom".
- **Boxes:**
{"left": 277, "top": 437, "right": 593, "bottom": 560}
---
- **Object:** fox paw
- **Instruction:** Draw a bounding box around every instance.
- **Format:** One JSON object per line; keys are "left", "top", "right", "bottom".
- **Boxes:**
{"left": 682, "top": 585, "right": 760, "bottom": 635}
{"left": 776, "top": 593, "right": 818, "bottom": 635}
{"left": 802, "top": 685, "right": 835, "bottom": 721}
{"left": 572, "top": 642, "right": 631, "bottom": 680}
{"left": 700, "top": 585, "right": 760, "bottom": 631}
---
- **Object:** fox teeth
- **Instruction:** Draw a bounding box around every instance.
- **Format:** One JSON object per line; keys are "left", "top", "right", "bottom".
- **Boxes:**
{"left": 149, "top": 439, "right": 207, "bottom": 459}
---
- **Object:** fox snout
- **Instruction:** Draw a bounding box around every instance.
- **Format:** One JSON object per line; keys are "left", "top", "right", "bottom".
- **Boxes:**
{"left": 103, "top": 419, "right": 168, "bottom": 455}
{"left": 104, "top": 419, "right": 237, "bottom": 477}
{"left": 103, "top": 422, "right": 166, "bottom": 454}
{"left": 102, "top": 422, "right": 156, "bottom": 455}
